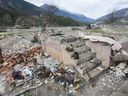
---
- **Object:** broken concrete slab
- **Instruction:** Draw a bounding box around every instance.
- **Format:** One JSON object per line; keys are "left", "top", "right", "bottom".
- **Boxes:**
{"left": 112, "top": 53, "right": 128, "bottom": 62}
{"left": 81, "top": 35, "right": 122, "bottom": 51}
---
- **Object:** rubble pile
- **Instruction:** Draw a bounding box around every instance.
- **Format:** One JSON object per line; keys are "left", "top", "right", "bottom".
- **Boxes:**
{"left": 0, "top": 46, "right": 42, "bottom": 82}
{"left": 110, "top": 63, "right": 128, "bottom": 78}
{"left": 7, "top": 54, "right": 79, "bottom": 96}
{"left": 0, "top": 36, "right": 39, "bottom": 54}
{"left": 73, "top": 63, "right": 128, "bottom": 96}
{"left": 0, "top": 33, "right": 128, "bottom": 96}
{"left": 0, "top": 36, "right": 78, "bottom": 96}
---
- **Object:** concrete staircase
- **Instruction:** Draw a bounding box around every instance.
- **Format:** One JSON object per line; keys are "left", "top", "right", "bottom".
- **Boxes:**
{"left": 64, "top": 38, "right": 107, "bottom": 82}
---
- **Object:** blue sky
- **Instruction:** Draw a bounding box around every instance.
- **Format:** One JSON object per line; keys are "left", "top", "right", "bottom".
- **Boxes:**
{"left": 25, "top": 0, "right": 128, "bottom": 19}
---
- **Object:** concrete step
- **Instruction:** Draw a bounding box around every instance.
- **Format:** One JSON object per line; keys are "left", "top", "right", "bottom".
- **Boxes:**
{"left": 70, "top": 40, "right": 85, "bottom": 48}
{"left": 83, "top": 65, "right": 107, "bottom": 82}
{"left": 61, "top": 37, "right": 79, "bottom": 43}
{"left": 74, "top": 46, "right": 90, "bottom": 55}
{"left": 82, "top": 68, "right": 102, "bottom": 82}
{"left": 74, "top": 61, "right": 100, "bottom": 75}
{"left": 74, "top": 63, "right": 107, "bottom": 82}
{"left": 90, "top": 58, "right": 102, "bottom": 65}
{"left": 77, "top": 51, "right": 95, "bottom": 64}
{"left": 82, "top": 63, "right": 101, "bottom": 74}
{"left": 88, "top": 68, "right": 103, "bottom": 78}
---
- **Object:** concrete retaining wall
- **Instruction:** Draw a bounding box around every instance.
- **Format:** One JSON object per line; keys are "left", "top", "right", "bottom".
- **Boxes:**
{"left": 42, "top": 36, "right": 74, "bottom": 65}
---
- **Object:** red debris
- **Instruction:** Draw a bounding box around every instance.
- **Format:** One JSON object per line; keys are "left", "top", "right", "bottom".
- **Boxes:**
{"left": 0, "top": 46, "right": 42, "bottom": 82}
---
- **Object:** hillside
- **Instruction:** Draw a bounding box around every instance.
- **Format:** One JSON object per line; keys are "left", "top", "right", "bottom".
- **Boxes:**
{"left": 0, "top": 0, "right": 90, "bottom": 26}
{"left": 40, "top": 4, "right": 94, "bottom": 23}
{"left": 0, "top": 0, "right": 42, "bottom": 15}
{"left": 97, "top": 8, "right": 128, "bottom": 24}
{"left": 98, "top": 8, "right": 128, "bottom": 20}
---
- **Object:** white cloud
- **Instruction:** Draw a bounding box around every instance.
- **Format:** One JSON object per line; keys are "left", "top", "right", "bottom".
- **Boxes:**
{"left": 25, "top": 0, "right": 128, "bottom": 19}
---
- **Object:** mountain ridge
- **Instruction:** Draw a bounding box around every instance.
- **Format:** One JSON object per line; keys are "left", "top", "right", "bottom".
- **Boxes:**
{"left": 40, "top": 4, "right": 94, "bottom": 23}
{"left": 98, "top": 8, "right": 128, "bottom": 21}
{"left": 0, "top": 0, "right": 42, "bottom": 15}
{"left": 0, "top": 0, "right": 95, "bottom": 23}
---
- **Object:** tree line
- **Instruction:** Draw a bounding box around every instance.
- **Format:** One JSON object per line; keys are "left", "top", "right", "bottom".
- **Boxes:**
{"left": 0, "top": 6, "right": 85, "bottom": 27}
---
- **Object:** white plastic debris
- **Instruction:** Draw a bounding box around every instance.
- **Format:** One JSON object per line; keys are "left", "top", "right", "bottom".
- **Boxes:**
{"left": 34, "top": 53, "right": 43, "bottom": 65}
{"left": 14, "top": 64, "right": 21, "bottom": 72}
{"left": 44, "top": 52, "right": 50, "bottom": 57}
{"left": 43, "top": 57, "right": 59, "bottom": 72}
{"left": 22, "top": 66, "right": 32, "bottom": 78}
{"left": 44, "top": 79, "right": 48, "bottom": 84}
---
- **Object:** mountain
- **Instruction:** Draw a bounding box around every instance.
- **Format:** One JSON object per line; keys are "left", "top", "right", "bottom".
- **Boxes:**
{"left": 40, "top": 4, "right": 94, "bottom": 23}
{"left": 0, "top": 0, "right": 94, "bottom": 23}
{"left": 0, "top": 1, "right": 83, "bottom": 26}
{"left": 98, "top": 8, "right": 128, "bottom": 21}
{"left": 0, "top": 0, "right": 94, "bottom": 26}
{"left": 0, "top": 0, "right": 42, "bottom": 15}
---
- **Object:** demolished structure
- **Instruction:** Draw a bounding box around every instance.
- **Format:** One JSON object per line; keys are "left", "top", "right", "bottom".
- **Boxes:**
{"left": 0, "top": 32, "right": 128, "bottom": 96}
{"left": 42, "top": 33, "right": 128, "bottom": 82}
